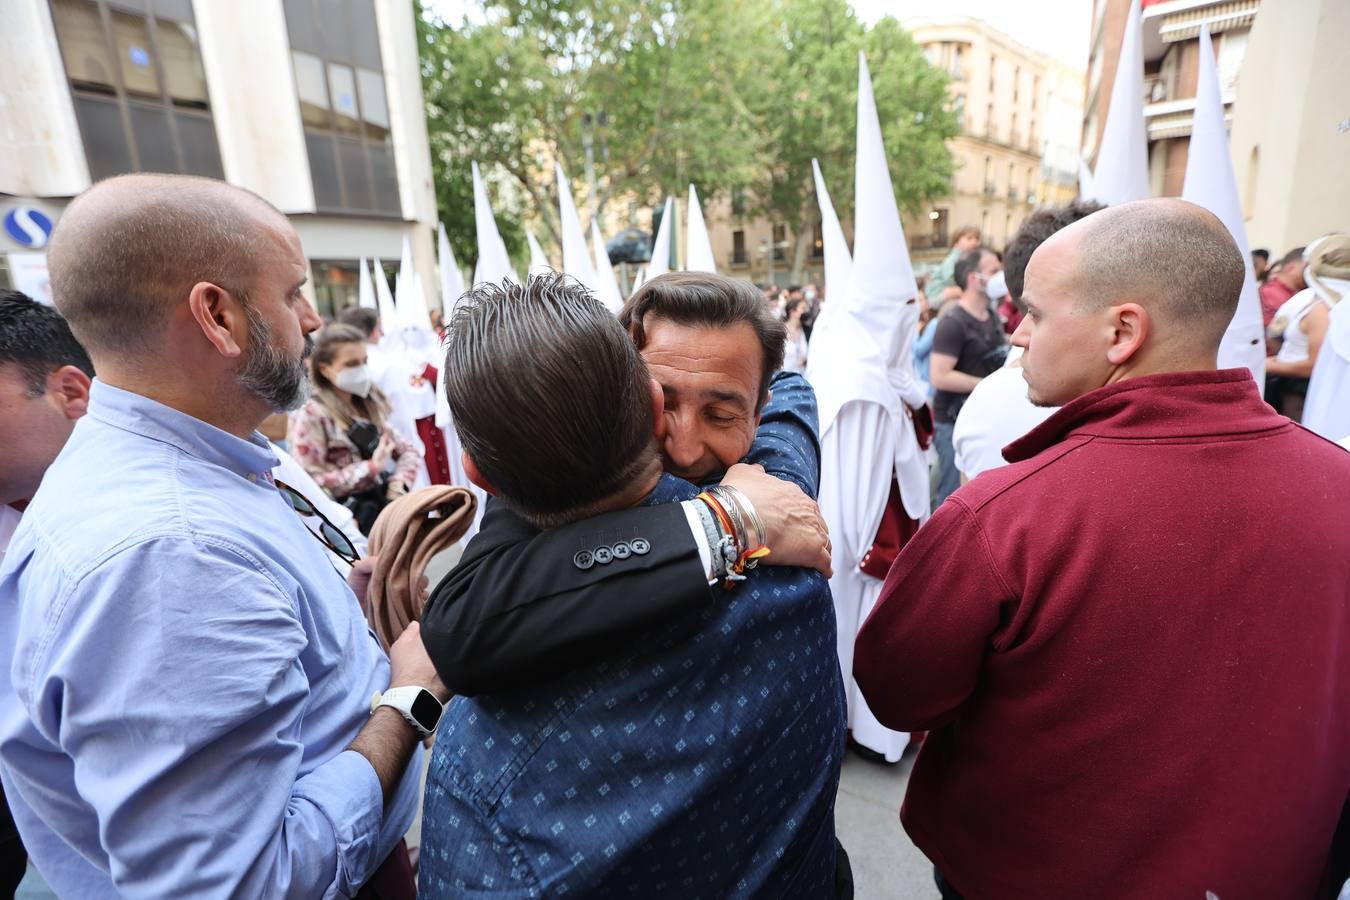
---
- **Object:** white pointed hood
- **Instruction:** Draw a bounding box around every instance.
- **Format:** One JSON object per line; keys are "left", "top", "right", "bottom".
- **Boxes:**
{"left": 357, "top": 257, "right": 376, "bottom": 310}
{"left": 372, "top": 257, "right": 399, "bottom": 346}
{"left": 1182, "top": 25, "right": 1264, "bottom": 384}
{"left": 684, "top": 185, "right": 717, "bottom": 273}
{"left": 437, "top": 222, "right": 465, "bottom": 325}
{"left": 471, "top": 161, "right": 517, "bottom": 286}
{"left": 810, "top": 52, "right": 928, "bottom": 522}
{"left": 806, "top": 158, "right": 852, "bottom": 342}
{"left": 556, "top": 163, "right": 598, "bottom": 292}
{"left": 526, "top": 232, "right": 551, "bottom": 277}
{"left": 647, "top": 197, "right": 673, "bottom": 279}
{"left": 590, "top": 219, "right": 624, "bottom": 313}
{"left": 394, "top": 234, "right": 433, "bottom": 333}
{"left": 631, "top": 265, "right": 646, "bottom": 294}
{"left": 1093, "top": 0, "right": 1149, "bottom": 205}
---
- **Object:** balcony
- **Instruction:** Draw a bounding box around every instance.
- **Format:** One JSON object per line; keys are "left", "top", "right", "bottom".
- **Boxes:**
{"left": 983, "top": 181, "right": 997, "bottom": 198}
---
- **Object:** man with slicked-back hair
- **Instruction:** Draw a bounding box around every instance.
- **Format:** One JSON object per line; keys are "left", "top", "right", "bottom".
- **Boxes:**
{"left": 0, "top": 174, "right": 444, "bottom": 899}
{"left": 856, "top": 199, "right": 1350, "bottom": 900}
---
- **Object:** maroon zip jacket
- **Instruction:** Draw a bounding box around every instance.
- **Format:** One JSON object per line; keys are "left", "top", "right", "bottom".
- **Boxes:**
{"left": 855, "top": 369, "right": 1350, "bottom": 900}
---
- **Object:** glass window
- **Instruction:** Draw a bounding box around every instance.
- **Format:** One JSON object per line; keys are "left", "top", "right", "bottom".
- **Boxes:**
{"left": 293, "top": 51, "right": 331, "bottom": 129}
{"left": 356, "top": 67, "right": 390, "bottom": 140}
{"left": 285, "top": 0, "right": 398, "bottom": 216}
{"left": 346, "top": 0, "right": 382, "bottom": 70}
{"left": 732, "top": 230, "right": 746, "bottom": 265}
{"left": 772, "top": 224, "right": 786, "bottom": 261}
{"left": 52, "top": 0, "right": 116, "bottom": 93}
{"left": 73, "top": 94, "right": 134, "bottom": 179}
{"left": 177, "top": 111, "right": 225, "bottom": 178}
{"left": 54, "top": 0, "right": 223, "bottom": 180}
{"left": 326, "top": 62, "right": 362, "bottom": 135}
{"left": 127, "top": 102, "right": 177, "bottom": 172}
{"left": 811, "top": 221, "right": 823, "bottom": 259}
{"left": 156, "top": 18, "right": 209, "bottom": 107}
{"left": 110, "top": 9, "right": 161, "bottom": 99}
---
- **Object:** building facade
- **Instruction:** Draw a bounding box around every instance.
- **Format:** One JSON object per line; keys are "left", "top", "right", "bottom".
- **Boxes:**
{"left": 0, "top": 0, "right": 438, "bottom": 319}
{"left": 1227, "top": 0, "right": 1349, "bottom": 255}
{"left": 1083, "top": 0, "right": 1260, "bottom": 198}
{"left": 903, "top": 17, "right": 1083, "bottom": 263}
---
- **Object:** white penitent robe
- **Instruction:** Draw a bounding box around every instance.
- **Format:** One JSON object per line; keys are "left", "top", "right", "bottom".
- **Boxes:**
{"left": 818, "top": 399, "right": 910, "bottom": 762}
{"left": 434, "top": 363, "right": 488, "bottom": 539}
{"left": 373, "top": 344, "right": 439, "bottom": 490}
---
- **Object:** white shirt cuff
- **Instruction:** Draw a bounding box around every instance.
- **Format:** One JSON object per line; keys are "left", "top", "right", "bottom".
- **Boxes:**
{"left": 680, "top": 500, "right": 717, "bottom": 584}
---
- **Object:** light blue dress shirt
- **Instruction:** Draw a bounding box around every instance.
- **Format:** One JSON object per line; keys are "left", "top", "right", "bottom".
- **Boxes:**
{"left": 0, "top": 381, "right": 420, "bottom": 899}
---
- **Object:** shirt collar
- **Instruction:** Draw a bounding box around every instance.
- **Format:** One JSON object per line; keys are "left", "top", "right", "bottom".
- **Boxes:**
{"left": 1004, "top": 368, "right": 1285, "bottom": 463}
{"left": 87, "top": 379, "right": 280, "bottom": 480}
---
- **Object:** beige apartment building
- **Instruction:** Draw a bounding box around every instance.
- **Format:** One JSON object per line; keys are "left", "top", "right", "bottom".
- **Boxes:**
{"left": 703, "top": 16, "right": 1084, "bottom": 284}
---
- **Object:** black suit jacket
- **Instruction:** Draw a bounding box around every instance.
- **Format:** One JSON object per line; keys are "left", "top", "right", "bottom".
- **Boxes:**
{"left": 420, "top": 499, "right": 709, "bottom": 695}
{"left": 420, "top": 371, "right": 821, "bottom": 696}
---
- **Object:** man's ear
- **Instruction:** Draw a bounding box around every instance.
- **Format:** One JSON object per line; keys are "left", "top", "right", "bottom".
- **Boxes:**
{"left": 462, "top": 451, "right": 496, "bottom": 495}
{"left": 1106, "top": 302, "right": 1150, "bottom": 367}
{"left": 187, "top": 281, "right": 248, "bottom": 359}
{"left": 648, "top": 377, "right": 667, "bottom": 441}
{"left": 50, "top": 365, "right": 92, "bottom": 421}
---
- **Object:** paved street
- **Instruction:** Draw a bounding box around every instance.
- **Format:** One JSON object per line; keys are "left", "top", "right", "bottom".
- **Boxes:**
{"left": 836, "top": 749, "right": 938, "bottom": 900}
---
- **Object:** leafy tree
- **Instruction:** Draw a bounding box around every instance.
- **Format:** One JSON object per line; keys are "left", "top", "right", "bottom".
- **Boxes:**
{"left": 416, "top": 0, "right": 956, "bottom": 279}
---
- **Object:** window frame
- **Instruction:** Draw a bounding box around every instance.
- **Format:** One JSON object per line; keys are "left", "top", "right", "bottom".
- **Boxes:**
{"left": 50, "top": 0, "right": 224, "bottom": 179}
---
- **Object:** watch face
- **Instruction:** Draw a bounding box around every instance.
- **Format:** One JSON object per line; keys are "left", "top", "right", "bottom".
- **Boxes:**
{"left": 411, "top": 690, "right": 443, "bottom": 731}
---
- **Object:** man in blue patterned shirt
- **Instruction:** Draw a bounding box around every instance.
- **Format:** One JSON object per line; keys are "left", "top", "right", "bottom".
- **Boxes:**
{"left": 419, "top": 273, "right": 846, "bottom": 897}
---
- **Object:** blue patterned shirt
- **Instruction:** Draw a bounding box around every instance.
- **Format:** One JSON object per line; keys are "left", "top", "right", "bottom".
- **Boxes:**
{"left": 0, "top": 381, "right": 421, "bottom": 898}
{"left": 419, "top": 372, "right": 846, "bottom": 897}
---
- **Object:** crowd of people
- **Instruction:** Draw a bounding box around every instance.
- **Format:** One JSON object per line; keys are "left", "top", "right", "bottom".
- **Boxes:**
{"left": 0, "top": 171, "right": 1347, "bottom": 900}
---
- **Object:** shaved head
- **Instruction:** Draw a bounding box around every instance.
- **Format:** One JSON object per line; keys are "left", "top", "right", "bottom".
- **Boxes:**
{"left": 1063, "top": 198, "right": 1244, "bottom": 344}
{"left": 1013, "top": 199, "right": 1245, "bottom": 407}
{"left": 48, "top": 174, "right": 290, "bottom": 362}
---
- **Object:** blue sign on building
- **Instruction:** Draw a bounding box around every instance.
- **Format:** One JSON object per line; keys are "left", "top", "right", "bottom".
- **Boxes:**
{"left": 3, "top": 207, "right": 55, "bottom": 250}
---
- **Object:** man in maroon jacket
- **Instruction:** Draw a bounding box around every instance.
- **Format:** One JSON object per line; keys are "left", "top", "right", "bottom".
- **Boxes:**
{"left": 854, "top": 198, "right": 1350, "bottom": 900}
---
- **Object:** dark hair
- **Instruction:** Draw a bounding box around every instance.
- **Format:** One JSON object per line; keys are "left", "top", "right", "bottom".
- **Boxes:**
{"left": 953, "top": 248, "right": 990, "bottom": 293}
{"left": 338, "top": 306, "right": 380, "bottom": 338}
{"left": 1002, "top": 200, "right": 1107, "bottom": 302}
{"left": 444, "top": 273, "right": 658, "bottom": 528}
{"left": 0, "top": 290, "right": 95, "bottom": 395}
{"left": 620, "top": 272, "right": 785, "bottom": 411}
{"left": 1279, "top": 246, "right": 1307, "bottom": 266}
{"left": 1251, "top": 249, "right": 1270, "bottom": 262}
{"left": 783, "top": 297, "right": 806, "bottom": 319}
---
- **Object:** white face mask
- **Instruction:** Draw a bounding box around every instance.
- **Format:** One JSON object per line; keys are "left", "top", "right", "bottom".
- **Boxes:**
{"left": 984, "top": 270, "right": 1009, "bottom": 302}
{"left": 333, "top": 365, "right": 372, "bottom": 398}
{"left": 803, "top": 287, "right": 817, "bottom": 302}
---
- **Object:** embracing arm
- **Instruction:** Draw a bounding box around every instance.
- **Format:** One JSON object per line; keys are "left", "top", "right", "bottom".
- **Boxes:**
{"left": 420, "top": 372, "right": 830, "bottom": 696}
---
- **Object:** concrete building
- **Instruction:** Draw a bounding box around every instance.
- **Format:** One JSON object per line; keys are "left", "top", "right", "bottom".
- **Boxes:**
{"left": 1227, "top": 0, "right": 1350, "bottom": 254}
{"left": 1083, "top": 0, "right": 1261, "bottom": 198}
{"left": 903, "top": 17, "right": 1083, "bottom": 262}
{"left": 703, "top": 16, "right": 1084, "bottom": 285}
{"left": 0, "top": 0, "right": 438, "bottom": 319}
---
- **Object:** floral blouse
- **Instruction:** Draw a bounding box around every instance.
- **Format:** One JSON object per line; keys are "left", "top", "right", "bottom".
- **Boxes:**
{"left": 288, "top": 400, "right": 420, "bottom": 500}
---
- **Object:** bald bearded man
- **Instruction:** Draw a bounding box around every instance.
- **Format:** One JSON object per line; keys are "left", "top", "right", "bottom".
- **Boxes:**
{"left": 854, "top": 200, "right": 1350, "bottom": 900}
{"left": 0, "top": 175, "right": 444, "bottom": 898}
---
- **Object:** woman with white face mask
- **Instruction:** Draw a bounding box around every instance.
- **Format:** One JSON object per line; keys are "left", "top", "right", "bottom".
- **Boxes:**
{"left": 288, "top": 324, "right": 420, "bottom": 533}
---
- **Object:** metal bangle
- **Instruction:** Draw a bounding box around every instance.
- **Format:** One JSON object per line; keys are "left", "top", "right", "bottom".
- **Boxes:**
{"left": 707, "top": 486, "right": 750, "bottom": 554}
{"left": 717, "top": 484, "right": 766, "bottom": 549}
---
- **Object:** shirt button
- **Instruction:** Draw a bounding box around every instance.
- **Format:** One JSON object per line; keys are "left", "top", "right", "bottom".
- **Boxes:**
{"left": 246, "top": 473, "right": 258, "bottom": 482}
{"left": 593, "top": 546, "right": 614, "bottom": 565}
{"left": 611, "top": 541, "right": 632, "bottom": 560}
{"left": 630, "top": 538, "right": 651, "bottom": 555}
{"left": 573, "top": 550, "right": 595, "bottom": 570}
